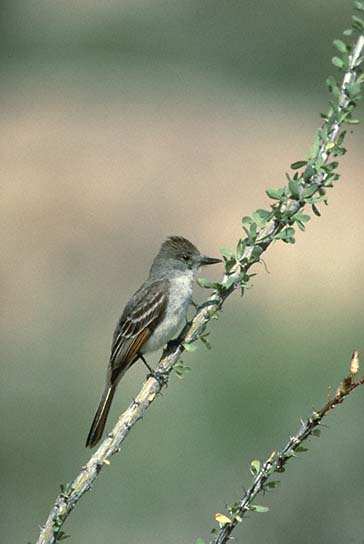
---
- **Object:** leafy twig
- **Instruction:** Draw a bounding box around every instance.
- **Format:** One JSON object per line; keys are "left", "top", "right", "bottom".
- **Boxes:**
{"left": 210, "top": 351, "right": 364, "bottom": 544}
{"left": 35, "top": 7, "right": 364, "bottom": 544}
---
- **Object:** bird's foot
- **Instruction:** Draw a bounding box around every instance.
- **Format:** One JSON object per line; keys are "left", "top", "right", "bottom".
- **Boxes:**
{"left": 140, "top": 354, "right": 168, "bottom": 387}
{"left": 167, "top": 338, "right": 181, "bottom": 351}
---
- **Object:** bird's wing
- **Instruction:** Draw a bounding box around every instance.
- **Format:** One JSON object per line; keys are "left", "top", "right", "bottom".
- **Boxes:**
{"left": 108, "top": 278, "right": 169, "bottom": 382}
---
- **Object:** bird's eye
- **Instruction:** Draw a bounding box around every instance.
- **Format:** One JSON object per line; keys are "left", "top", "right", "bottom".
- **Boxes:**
{"left": 182, "top": 254, "right": 190, "bottom": 262}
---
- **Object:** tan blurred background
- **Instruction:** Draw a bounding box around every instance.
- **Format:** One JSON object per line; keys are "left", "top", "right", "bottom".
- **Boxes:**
{"left": 1, "top": 1, "right": 364, "bottom": 543}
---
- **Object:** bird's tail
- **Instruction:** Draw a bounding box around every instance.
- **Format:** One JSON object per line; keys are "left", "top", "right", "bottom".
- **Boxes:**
{"left": 86, "top": 385, "right": 115, "bottom": 448}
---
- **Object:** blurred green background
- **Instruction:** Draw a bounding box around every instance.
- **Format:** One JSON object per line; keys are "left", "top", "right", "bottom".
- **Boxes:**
{"left": 1, "top": 1, "right": 364, "bottom": 543}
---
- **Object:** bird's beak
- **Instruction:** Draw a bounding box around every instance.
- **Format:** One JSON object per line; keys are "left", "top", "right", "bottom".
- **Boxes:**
{"left": 199, "top": 255, "right": 222, "bottom": 266}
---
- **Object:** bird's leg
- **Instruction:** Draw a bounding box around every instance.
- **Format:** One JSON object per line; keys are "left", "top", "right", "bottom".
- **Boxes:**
{"left": 190, "top": 299, "right": 200, "bottom": 316}
{"left": 140, "top": 354, "right": 168, "bottom": 387}
{"left": 140, "top": 354, "right": 154, "bottom": 374}
{"left": 188, "top": 299, "right": 199, "bottom": 320}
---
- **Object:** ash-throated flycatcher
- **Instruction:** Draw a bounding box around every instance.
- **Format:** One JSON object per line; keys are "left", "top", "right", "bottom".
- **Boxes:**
{"left": 86, "top": 236, "right": 221, "bottom": 447}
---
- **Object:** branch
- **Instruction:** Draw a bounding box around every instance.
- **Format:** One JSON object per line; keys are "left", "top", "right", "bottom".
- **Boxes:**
{"left": 210, "top": 352, "right": 364, "bottom": 544}
{"left": 35, "top": 9, "right": 364, "bottom": 544}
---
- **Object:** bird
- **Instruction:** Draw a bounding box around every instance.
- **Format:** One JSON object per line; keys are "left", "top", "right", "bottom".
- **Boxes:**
{"left": 85, "top": 236, "right": 221, "bottom": 448}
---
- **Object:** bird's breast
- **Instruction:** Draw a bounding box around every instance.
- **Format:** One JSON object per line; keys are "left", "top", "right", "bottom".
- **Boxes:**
{"left": 142, "top": 274, "right": 193, "bottom": 353}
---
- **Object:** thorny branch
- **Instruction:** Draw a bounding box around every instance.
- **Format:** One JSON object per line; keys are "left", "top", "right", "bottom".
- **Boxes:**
{"left": 212, "top": 352, "right": 364, "bottom": 544}
{"left": 35, "top": 19, "right": 364, "bottom": 544}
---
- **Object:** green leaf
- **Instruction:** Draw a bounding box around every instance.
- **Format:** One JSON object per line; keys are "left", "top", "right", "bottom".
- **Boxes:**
{"left": 195, "top": 539, "right": 206, "bottom": 544}
{"left": 312, "top": 204, "right": 321, "bottom": 217}
{"left": 325, "top": 161, "right": 339, "bottom": 171}
{"left": 326, "top": 76, "right": 339, "bottom": 95}
{"left": 302, "top": 185, "right": 318, "bottom": 199}
{"left": 250, "top": 459, "right": 261, "bottom": 475}
{"left": 265, "top": 480, "right": 280, "bottom": 489}
{"left": 292, "top": 212, "right": 310, "bottom": 224}
{"left": 292, "top": 212, "right": 310, "bottom": 231}
{"left": 354, "top": 1, "right": 364, "bottom": 11}
{"left": 295, "top": 445, "right": 309, "bottom": 453}
{"left": 200, "top": 335, "right": 211, "bottom": 350}
{"left": 183, "top": 342, "right": 197, "bottom": 352}
{"left": 249, "top": 222, "right": 257, "bottom": 238}
{"left": 352, "top": 14, "right": 364, "bottom": 31}
{"left": 220, "top": 246, "right": 235, "bottom": 260}
{"left": 197, "top": 277, "right": 216, "bottom": 289}
{"left": 242, "top": 215, "right": 253, "bottom": 226}
{"left": 244, "top": 222, "right": 258, "bottom": 245}
{"left": 250, "top": 504, "right": 270, "bottom": 513}
{"left": 251, "top": 209, "right": 272, "bottom": 226}
{"left": 224, "top": 259, "right": 236, "bottom": 274}
{"left": 347, "top": 81, "right": 362, "bottom": 98}
{"left": 333, "top": 146, "right": 346, "bottom": 157}
{"left": 174, "top": 361, "right": 191, "bottom": 378}
{"left": 236, "top": 239, "right": 246, "bottom": 260}
{"left": 332, "top": 56, "right": 345, "bottom": 69}
{"left": 224, "top": 276, "right": 237, "bottom": 290}
{"left": 288, "top": 178, "right": 301, "bottom": 199}
{"left": 56, "top": 532, "right": 71, "bottom": 541}
{"left": 266, "top": 187, "right": 285, "bottom": 200}
{"left": 275, "top": 227, "right": 295, "bottom": 244}
{"left": 251, "top": 245, "right": 263, "bottom": 260}
{"left": 333, "top": 39, "right": 348, "bottom": 53}
{"left": 290, "top": 160, "right": 307, "bottom": 170}
{"left": 228, "top": 501, "right": 240, "bottom": 515}
{"left": 308, "top": 132, "right": 322, "bottom": 160}
{"left": 238, "top": 271, "right": 250, "bottom": 288}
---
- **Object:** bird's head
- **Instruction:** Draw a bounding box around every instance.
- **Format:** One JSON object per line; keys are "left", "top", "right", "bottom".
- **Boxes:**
{"left": 150, "top": 236, "right": 221, "bottom": 277}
